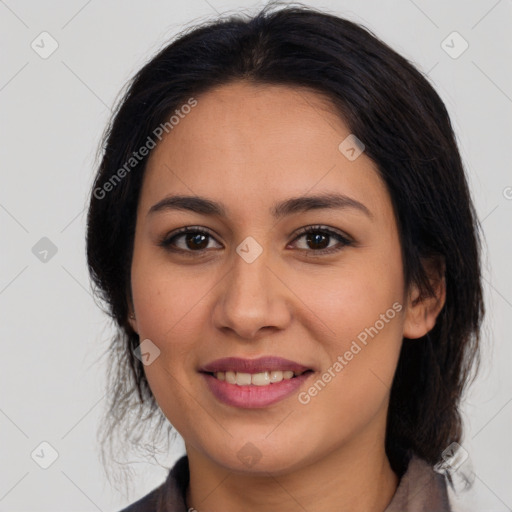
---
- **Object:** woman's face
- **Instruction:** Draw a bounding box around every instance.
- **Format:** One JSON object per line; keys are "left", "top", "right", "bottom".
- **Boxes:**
{"left": 128, "top": 81, "right": 426, "bottom": 474}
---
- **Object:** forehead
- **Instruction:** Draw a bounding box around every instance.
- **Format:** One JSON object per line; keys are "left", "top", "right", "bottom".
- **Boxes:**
{"left": 139, "top": 81, "right": 391, "bottom": 223}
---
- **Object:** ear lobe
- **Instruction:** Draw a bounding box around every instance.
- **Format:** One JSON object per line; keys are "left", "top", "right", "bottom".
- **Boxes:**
{"left": 127, "top": 308, "right": 138, "bottom": 334}
{"left": 403, "top": 257, "right": 446, "bottom": 340}
{"left": 128, "top": 318, "right": 138, "bottom": 334}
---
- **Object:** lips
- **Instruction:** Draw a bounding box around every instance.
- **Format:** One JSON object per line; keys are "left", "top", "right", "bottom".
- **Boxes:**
{"left": 199, "top": 356, "right": 315, "bottom": 408}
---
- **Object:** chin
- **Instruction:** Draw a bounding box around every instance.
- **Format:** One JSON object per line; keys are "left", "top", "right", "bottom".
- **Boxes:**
{"left": 201, "top": 433, "right": 316, "bottom": 476}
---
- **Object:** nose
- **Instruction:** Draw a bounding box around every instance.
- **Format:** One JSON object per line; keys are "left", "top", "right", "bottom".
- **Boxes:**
{"left": 212, "top": 245, "right": 292, "bottom": 340}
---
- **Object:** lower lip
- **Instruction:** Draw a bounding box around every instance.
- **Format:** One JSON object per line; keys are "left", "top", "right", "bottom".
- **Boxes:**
{"left": 201, "top": 372, "right": 313, "bottom": 408}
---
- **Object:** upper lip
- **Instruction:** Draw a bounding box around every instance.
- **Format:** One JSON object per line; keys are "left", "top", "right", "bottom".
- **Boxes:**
{"left": 199, "top": 356, "right": 312, "bottom": 374}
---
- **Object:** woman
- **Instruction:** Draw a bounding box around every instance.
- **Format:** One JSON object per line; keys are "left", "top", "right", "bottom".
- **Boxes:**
{"left": 86, "top": 3, "right": 484, "bottom": 511}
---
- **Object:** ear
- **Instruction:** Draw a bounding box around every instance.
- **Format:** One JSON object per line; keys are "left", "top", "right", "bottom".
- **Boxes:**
{"left": 127, "top": 306, "right": 138, "bottom": 334}
{"left": 126, "top": 286, "right": 139, "bottom": 334}
{"left": 403, "top": 256, "right": 446, "bottom": 339}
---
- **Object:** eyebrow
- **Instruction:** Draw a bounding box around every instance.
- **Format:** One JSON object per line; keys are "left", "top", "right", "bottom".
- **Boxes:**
{"left": 147, "top": 192, "right": 373, "bottom": 220}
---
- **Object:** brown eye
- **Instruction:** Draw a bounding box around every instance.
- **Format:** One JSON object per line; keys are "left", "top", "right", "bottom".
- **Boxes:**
{"left": 291, "top": 225, "right": 353, "bottom": 255}
{"left": 159, "top": 227, "right": 222, "bottom": 254}
{"left": 182, "top": 232, "right": 209, "bottom": 250}
{"left": 304, "top": 232, "right": 330, "bottom": 250}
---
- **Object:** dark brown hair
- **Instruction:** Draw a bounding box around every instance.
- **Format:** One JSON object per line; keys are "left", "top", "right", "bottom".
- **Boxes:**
{"left": 86, "top": 1, "right": 484, "bottom": 484}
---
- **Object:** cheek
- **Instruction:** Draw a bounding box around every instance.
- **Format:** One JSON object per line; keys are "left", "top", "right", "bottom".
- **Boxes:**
{"left": 296, "top": 277, "right": 404, "bottom": 442}
{"left": 293, "top": 239, "right": 405, "bottom": 409}
{"left": 294, "top": 250, "right": 404, "bottom": 348}
{"left": 131, "top": 281, "right": 207, "bottom": 384}
{"left": 130, "top": 246, "right": 211, "bottom": 342}
{"left": 129, "top": 256, "right": 199, "bottom": 386}
{"left": 132, "top": 268, "right": 208, "bottom": 435}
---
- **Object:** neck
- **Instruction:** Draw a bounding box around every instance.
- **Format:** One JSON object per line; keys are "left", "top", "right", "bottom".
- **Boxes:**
{"left": 185, "top": 428, "right": 399, "bottom": 512}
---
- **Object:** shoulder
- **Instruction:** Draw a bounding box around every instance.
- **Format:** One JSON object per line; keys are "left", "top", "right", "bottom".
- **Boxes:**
{"left": 385, "top": 455, "right": 453, "bottom": 512}
{"left": 117, "top": 455, "right": 190, "bottom": 512}
{"left": 118, "top": 486, "right": 161, "bottom": 512}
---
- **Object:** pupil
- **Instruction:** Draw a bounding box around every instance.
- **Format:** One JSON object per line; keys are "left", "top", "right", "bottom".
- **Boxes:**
{"left": 187, "top": 233, "right": 208, "bottom": 250}
{"left": 307, "top": 233, "right": 328, "bottom": 250}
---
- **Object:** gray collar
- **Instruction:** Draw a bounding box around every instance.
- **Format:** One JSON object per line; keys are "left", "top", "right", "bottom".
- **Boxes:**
{"left": 121, "top": 454, "right": 452, "bottom": 511}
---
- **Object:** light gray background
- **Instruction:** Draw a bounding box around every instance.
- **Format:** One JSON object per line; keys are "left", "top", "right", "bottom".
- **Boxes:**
{"left": 1, "top": 0, "right": 511, "bottom": 511}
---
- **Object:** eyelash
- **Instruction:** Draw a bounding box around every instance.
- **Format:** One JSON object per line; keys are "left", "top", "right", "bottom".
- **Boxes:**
{"left": 158, "top": 225, "right": 353, "bottom": 257}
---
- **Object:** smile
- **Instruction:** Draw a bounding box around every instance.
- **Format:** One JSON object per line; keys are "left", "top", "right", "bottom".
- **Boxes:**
{"left": 211, "top": 369, "right": 309, "bottom": 386}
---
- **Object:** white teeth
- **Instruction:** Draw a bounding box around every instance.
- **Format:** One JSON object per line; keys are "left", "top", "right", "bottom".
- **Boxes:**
{"left": 236, "top": 372, "right": 252, "bottom": 386}
{"left": 251, "top": 371, "right": 271, "bottom": 386}
{"left": 213, "top": 370, "right": 301, "bottom": 386}
{"left": 269, "top": 370, "right": 282, "bottom": 383}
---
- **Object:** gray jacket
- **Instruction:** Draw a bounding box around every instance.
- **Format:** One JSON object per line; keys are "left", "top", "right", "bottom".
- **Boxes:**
{"left": 119, "top": 454, "right": 452, "bottom": 511}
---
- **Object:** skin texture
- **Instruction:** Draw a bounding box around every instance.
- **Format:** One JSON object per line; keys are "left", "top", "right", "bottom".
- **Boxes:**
{"left": 128, "top": 81, "right": 446, "bottom": 512}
